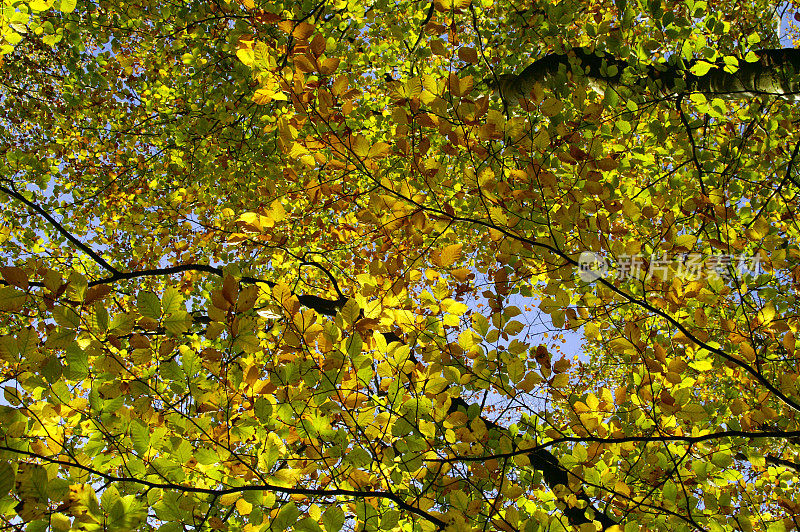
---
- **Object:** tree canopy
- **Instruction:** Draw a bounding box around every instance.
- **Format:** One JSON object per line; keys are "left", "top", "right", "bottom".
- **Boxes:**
{"left": 2, "top": 0, "right": 800, "bottom": 531}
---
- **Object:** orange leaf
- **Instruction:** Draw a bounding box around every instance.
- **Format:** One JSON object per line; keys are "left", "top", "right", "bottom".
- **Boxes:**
{"left": 292, "top": 22, "right": 314, "bottom": 41}
{"left": 319, "top": 57, "right": 340, "bottom": 76}
{"left": 294, "top": 56, "right": 316, "bottom": 73}
{"left": 448, "top": 74, "right": 473, "bottom": 98}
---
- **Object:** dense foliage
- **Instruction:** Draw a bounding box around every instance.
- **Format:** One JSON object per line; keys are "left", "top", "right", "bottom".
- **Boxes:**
{"left": 2, "top": 0, "right": 800, "bottom": 530}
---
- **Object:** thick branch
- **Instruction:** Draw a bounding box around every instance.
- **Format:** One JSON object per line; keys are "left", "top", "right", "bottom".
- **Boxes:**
{"left": 496, "top": 47, "right": 800, "bottom": 105}
{"left": 430, "top": 429, "right": 800, "bottom": 463}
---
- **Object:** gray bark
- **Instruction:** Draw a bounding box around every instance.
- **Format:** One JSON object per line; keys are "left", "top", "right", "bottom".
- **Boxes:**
{"left": 493, "top": 47, "right": 800, "bottom": 105}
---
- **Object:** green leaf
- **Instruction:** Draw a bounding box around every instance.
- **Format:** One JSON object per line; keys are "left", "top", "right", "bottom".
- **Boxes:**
{"left": 64, "top": 344, "right": 88, "bottom": 380}
{"left": 100, "top": 485, "right": 121, "bottom": 512}
{"left": 17, "top": 328, "right": 38, "bottom": 360}
{"left": 381, "top": 510, "right": 400, "bottom": 529}
{"left": 109, "top": 312, "right": 134, "bottom": 334}
{"left": 346, "top": 332, "right": 363, "bottom": 358}
{"left": 67, "top": 272, "right": 88, "bottom": 302}
{"left": 690, "top": 60, "right": 714, "bottom": 76}
{"left": 129, "top": 420, "right": 150, "bottom": 456}
{"left": 295, "top": 518, "right": 324, "bottom": 532}
{"left": 137, "top": 291, "right": 161, "bottom": 319}
{"left": 321, "top": 506, "right": 345, "bottom": 532}
{"left": 272, "top": 502, "right": 300, "bottom": 531}
{"left": 0, "top": 462, "right": 15, "bottom": 497}
{"left": 162, "top": 287, "right": 184, "bottom": 314}
{"left": 254, "top": 397, "right": 273, "bottom": 423}
{"left": 471, "top": 313, "right": 489, "bottom": 336}
{"left": 93, "top": 302, "right": 109, "bottom": 332}
{"left": 154, "top": 492, "right": 183, "bottom": 522}
{"left": 194, "top": 447, "right": 219, "bottom": 465}
{"left": 59, "top": 0, "right": 77, "bottom": 12}
{"left": 0, "top": 286, "right": 27, "bottom": 311}
{"left": 540, "top": 98, "right": 563, "bottom": 117}
{"left": 339, "top": 298, "right": 360, "bottom": 325}
{"left": 164, "top": 311, "right": 190, "bottom": 335}
{"left": 53, "top": 305, "right": 81, "bottom": 329}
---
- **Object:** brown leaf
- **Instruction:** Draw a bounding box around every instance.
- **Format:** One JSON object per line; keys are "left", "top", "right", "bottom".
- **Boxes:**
{"left": 310, "top": 34, "right": 326, "bottom": 58}
{"left": 222, "top": 275, "right": 238, "bottom": 305}
{"left": 458, "top": 47, "right": 478, "bottom": 64}
{"left": 84, "top": 284, "right": 111, "bottom": 304}
{"left": 1, "top": 267, "right": 28, "bottom": 289}
{"left": 292, "top": 21, "right": 314, "bottom": 41}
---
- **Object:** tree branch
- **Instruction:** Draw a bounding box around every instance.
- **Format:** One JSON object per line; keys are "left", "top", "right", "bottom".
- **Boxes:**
{"left": 0, "top": 184, "right": 119, "bottom": 274}
{"left": 496, "top": 47, "right": 800, "bottom": 105}
{"left": 0, "top": 445, "right": 447, "bottom": 529}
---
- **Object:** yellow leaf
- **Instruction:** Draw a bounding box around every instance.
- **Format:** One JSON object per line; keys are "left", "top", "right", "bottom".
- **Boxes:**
{"left": 236, "top": 47, "right": 254, "bottom": 66}
{"left": 218, "top": 492, "right": 241, "bottom": 506}
{"left": 396, "top": 78, "right": 422, "bottom": 99}
{"left": 269, "top": 200, "right": 286, "bottom": 223}
{"left": 29, "top": 0, "right": 52, "bottom": 12}
{"left": 739, "top": 342, "right": 756, "bottom": 361}
{"left": 448, "top": 74, "right": 473, "bottom": 97}
{"left": 236, "top": 212, "right": 265, "bottom": 232}
{"left": 288, "top": 143, "right": 310, "bottom": 159}
{"left": 674, "top": 234, "right": 696, "bottom": 248}
{"left": 451, "top": 268, "right": 470, "bottom": 282}
{"left": 253, "top": 87, "right": 276, "bottom": 105}
{"left": 585, "top": 392, "right": 599, "bottom": 410}
{"left": 437, "top": 243, "right": 463, "bottom": 267}
{"left": 458, "top": 330, "right": 475, "bottom": 349}
{"left": 368, "top": 142, "right": 390, "bottom": 159}
{"left": 351, "top": 135, "right": 370, "bottom": 158}
{"left": 331, "top": 75, "right": 349, "bottom": 96}
{"left": 235, "top": 498, "right": 253, "bottom": 515}
{"left": 784, "top": 331, "right": 796, "bottom": 355}
{"left": 435, "top": 0, "right": 469, "bottom": 10}
{"left": 759, "top": 303, "right": 776, "bottom": 325}
{"left": 690, "top": 60, "right": 714, "bottom": 76}
{"left": 292, "top": 22, "right": 314, "bottom": 41}
{"left": 294, "top": 56, "right": 316, "bottom": 73}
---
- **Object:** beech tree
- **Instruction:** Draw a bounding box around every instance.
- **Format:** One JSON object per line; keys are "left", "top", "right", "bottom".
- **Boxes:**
{"left": 2, "top": 0, "right": 800, "bottom": 531}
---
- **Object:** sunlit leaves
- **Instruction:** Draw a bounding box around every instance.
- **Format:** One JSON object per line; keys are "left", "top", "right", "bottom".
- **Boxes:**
{"left": 137, "top": 291, "right": 161, "bottom": 320}
{"left": 432, "top": 243, "right": 463, "bottom": 267}
{"left": 2, "top": 0, "right": 800, "bottom": 531}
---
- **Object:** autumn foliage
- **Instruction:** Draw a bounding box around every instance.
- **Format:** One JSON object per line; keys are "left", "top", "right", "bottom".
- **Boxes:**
{"left": 2, "top": 0, "right": 800, "bottom": 531}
